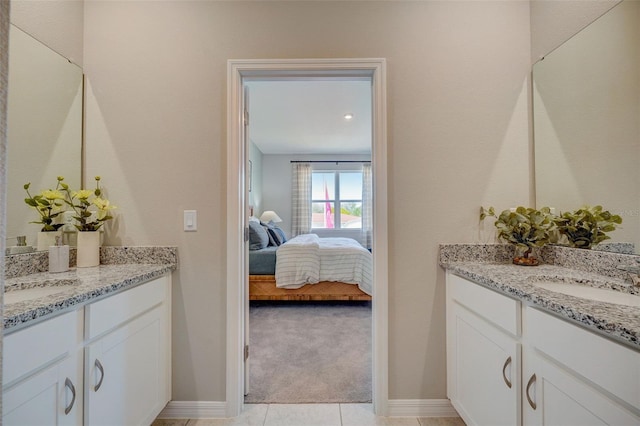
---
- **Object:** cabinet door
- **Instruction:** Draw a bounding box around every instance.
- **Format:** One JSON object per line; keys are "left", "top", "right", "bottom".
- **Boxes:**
{"left": 523, "top": 350, "right": 640, "bottom": 426}
{"left": 85, "top": 305, "right": 167, "bottom": 426}
{"left": 3, "top": 356, "right": 81, "bottom": 426}
{"left": 449, "top": 303, "right": 520, "bottom": 426}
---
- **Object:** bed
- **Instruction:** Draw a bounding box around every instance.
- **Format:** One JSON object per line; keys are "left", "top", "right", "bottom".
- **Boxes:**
{"left": 249, "top": 228, "right": 372, "bottom": 301}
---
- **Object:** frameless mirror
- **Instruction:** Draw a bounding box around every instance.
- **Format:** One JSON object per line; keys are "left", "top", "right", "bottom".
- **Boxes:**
{"left": 6, "top": 24, "right": 83, "bottom": 251}
{"left": 533, "top": 0, "right": 640, "bottom": 254}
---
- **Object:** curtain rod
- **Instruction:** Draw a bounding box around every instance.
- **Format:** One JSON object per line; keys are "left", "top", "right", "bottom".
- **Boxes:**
{"left": 290, "top": 160, "right": 371, "bottom": 164}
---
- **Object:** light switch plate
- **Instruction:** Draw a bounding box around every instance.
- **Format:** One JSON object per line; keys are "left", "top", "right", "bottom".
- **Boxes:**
{"left": 184, "top": 210, "right": 197, "bottom": 231}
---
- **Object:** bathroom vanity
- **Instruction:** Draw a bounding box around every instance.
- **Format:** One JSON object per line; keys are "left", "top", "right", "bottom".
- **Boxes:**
{"left": 2, "top": 250, "right": 176, "bottom": 426}
{"left": 442, "top": 245, "right": 640, "bottom": 425}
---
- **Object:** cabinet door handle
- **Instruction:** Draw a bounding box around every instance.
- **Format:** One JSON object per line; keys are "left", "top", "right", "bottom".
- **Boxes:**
{"left": 94, "top": 359, "right": 105, "bottom": 392}
{"left": 64, "top": 377, "right": 76, "bottom": 415}
{"left": 526, "top": 373, "right": 537, "bottom": 410}
{"left": 502, "top": 356, "right": 512, "bottom": 389}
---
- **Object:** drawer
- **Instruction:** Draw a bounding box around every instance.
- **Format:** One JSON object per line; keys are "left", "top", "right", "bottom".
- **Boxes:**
{"left": 3, "top": 310, "right": 81, "bottom": 387}
{"left": 447, "top": 272, "right": 521, "bottom": 336}
{"left": 526, "top": 307, "right": 640, "bottom": 410}
{"left": 85, "top": 275, "right": 168, "bottom": 339}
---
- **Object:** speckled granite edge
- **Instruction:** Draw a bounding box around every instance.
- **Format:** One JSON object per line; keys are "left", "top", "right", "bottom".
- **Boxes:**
{"left": 445, "top": 262, "right": 640, "bottom": 348}
{"left": 439, "top": 243, "right": 520, "bottom": 264}
{"left": 5, "top": 246, "right": 177, "bottom": 279}
{"left": 550, "top": 245, "right": 640, "bottom": 281}
{"left": 4, "top": 250, "right": 77, "bottom": 279}
{"left": 440, "top": 243, "right": 640, "bottom": 282}
{"left": 594, "top": 242, "right": 636, "bottom": 255}
{"left": 440, "top": 243, "right": 640, "bottom": 349}
{"left": 100, "top": 246, "right": 178, "bottom": 268}
{"left": 4, "top": 263, "right": 173, "bottom": 332}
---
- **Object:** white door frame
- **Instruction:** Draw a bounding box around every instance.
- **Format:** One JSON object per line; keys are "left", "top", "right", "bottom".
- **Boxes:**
{"left": 226, "top": 58, "right": 389, "bottom": 417}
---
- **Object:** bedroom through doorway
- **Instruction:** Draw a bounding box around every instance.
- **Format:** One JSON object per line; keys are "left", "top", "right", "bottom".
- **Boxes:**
{"left": 244, "top": 77, "right": 373, "bottom": 404}
{"left": 226, "top": 58, "right": 388, "bottom": 417}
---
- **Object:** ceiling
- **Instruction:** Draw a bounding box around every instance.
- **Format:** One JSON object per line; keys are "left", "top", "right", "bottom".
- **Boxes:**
{"left": 245, "top": 79, "right": 372, "bottom": 155}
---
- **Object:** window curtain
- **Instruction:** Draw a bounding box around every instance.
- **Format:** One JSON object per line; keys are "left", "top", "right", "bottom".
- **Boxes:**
{"left": 361, "top": 163, "right": 373, "bottom": 249}
{"left": 291, "top": 163, "right": 312, "bottom": 236}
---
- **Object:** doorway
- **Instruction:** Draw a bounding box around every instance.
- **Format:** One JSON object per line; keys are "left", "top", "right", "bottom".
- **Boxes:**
{"left": 226, "top": 58, "right": 388, "bottom": 417}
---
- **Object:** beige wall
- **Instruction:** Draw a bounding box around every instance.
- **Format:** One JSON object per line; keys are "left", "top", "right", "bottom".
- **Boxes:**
{"left": 10, "top": 0, "right": 83, "bottom": 66}
{"left": 530, "top": 0, "right": 621, "bottom": 63}
{"left": 83, "top": 1, "right": 531, "bottom": 401}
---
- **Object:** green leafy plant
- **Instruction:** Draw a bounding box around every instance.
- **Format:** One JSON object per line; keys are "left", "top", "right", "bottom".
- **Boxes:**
{"left": 554, "top": 205, "right": 622, "bottom": 249}
{"left": 480, "top": 206, "right": 556, "bottom": 264}
{"left": 62, "top": 176, "right": 117, "bottom": 232}
{"left": 23, "top": 176, "right": 67, "bottom": 232}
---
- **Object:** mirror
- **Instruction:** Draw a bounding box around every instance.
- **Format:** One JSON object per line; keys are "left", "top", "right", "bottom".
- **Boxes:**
{"left": 533, "top": 0, "right": 640, "bottom": 254}
{"left": 6, "top": 24, "right": 83, "bottom": 251}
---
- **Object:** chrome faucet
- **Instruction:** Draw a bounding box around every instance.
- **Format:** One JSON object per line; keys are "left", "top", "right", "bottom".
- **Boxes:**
{"left": 618, "top": 265, "right": 640, "bottom": 286}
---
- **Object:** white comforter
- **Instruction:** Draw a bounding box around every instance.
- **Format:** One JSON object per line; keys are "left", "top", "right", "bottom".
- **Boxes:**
{"left": 275, "top": 234, "right": 373, "bottom": 295}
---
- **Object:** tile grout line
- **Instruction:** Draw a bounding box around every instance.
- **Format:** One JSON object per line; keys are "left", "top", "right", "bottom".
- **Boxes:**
{"left": 262, "top": 403, "right": 270, "bottom": 426}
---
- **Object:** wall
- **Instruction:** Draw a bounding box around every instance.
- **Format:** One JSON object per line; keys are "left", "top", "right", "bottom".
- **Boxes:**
{"left": 83, "top": 0, "right": 531, "bottom": 402}
{"left": 530, "top": 0, "right": 620, "bottom": 63}
{"left": 248, "top": 140, "right": 263, "bottom": 218}
{"left": 261, "top": 154, "right": 371, "bottom": 243}
{"left": 10, "top": 0, "right": 84, "bottom": 66}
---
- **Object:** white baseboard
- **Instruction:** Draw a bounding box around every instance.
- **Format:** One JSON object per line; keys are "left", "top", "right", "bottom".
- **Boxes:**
{"left": 158, "top": 399, "right": 458, "bottom": 419}
{"left": 387, "top": 399, "right": 459, "bottom": 418}
{"left": 158, "top": 401, "right": 227, "bottom": 419}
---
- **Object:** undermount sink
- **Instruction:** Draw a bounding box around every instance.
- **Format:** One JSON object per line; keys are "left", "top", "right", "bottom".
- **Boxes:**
{"left": 527, "top": 277, "right": 640, "bottom": 307}
{"left": 4, "top": 279, "right": 79, "bottom": 305}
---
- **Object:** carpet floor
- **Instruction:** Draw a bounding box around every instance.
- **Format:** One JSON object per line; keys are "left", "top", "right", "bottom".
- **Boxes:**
{"left": 245, "top": 301, "right": 372, "bottom": 404}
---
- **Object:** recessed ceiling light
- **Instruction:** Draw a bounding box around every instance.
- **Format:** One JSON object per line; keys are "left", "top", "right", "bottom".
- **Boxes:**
{"left": 344, "top": 113, "right": 354, "bottom": 121}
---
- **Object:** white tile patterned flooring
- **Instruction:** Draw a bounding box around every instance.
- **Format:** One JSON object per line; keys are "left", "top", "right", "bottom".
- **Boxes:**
{"left": 152, "top": 404, "right": 465, "bottom": 426}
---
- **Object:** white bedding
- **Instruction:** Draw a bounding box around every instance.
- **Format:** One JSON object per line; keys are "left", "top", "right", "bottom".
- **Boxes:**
{"left": 275, "top": 234, "right": 372, "bottom": 295}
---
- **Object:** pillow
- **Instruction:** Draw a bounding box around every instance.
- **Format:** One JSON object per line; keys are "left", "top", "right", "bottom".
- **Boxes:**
{"left": 261, "top": 222, "right": 284, "bottom": 246}
{"left": 248, "top": 221, "right": 269, "bottom": 250}
{"left": 273, "top": 225, "right": 287, "bottom": 243}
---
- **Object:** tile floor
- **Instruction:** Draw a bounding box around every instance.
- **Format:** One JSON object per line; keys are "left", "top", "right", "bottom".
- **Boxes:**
{"left": 152, "top": 404, "right": 465, "bottom": 426}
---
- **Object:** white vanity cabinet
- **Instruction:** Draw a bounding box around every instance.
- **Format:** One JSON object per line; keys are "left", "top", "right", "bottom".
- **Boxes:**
{"left": 2, "top": 273, "right": 172, "bottom": 426}
{"left": 447, "top": 271, "right": 640, "bottom": 425}
{"left": 84, "top": 274, "right": 171, "bottom": 426}
{"left": 2, "top": 311, "right": 83, "bottom": 426}
{"left": 522, "top": 306, "right": 640, "bottom": 425}
{"left": 446, "top": 272, "right": 522, "bottom": 426}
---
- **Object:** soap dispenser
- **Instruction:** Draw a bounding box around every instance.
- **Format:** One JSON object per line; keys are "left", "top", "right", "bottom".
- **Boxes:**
{"left": 7, "top": 236, "right": 35, "bottom": 255}
{"left": 49, "top": 236, "right": 69, "bottom": 273}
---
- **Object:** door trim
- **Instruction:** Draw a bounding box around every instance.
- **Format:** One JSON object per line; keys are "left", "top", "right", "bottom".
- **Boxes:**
{"left": 226, "top": 58, "right": 389, "bottom": 417}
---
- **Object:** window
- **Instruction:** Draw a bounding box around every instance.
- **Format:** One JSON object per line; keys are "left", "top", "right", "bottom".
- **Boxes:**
{"left": 311, "top": 171, "right": 363, "bottom": 229}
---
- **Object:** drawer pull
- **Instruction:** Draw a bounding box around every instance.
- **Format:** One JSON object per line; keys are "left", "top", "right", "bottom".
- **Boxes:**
{"left": 64, "top": 378, "right": 76, "bottom": 415}
{"left": 502, "top": 356, "right": 512, "bottom": 389}
{"left": 94, "top": 359, "right": 105, "bottom": 392}
{"left": 526, "top": 373, "right": 537, "bottom": 410}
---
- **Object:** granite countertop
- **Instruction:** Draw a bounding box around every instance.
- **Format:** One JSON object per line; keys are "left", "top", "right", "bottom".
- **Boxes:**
{"left": 4, "top": 263, "right": 175, "bottom": 333}
{"left": 443, "top": 262, "right": 640, "bottom": 349}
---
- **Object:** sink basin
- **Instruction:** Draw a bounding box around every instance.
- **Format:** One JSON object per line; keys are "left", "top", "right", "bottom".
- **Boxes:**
{"left": 4, "top": 279, "right": 79, "bottom": 305}
{"left": 529, "top": 280, "right": 640, "bottom": 307}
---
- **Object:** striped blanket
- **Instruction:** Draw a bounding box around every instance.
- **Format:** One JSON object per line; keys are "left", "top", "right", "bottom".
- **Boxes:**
{"left": 275, "top": 234, "right": 373, "bottom": 295}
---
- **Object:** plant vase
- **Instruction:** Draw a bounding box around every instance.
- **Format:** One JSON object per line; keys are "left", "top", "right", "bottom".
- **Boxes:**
{"left": 37, "top": 230, "right": 62, "bottom": 251}
{"left": 513, "top": 245, "right": 539, "bottom": 266}
{"left": 76, "top": 231, "right": 101, "bottom": 267}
